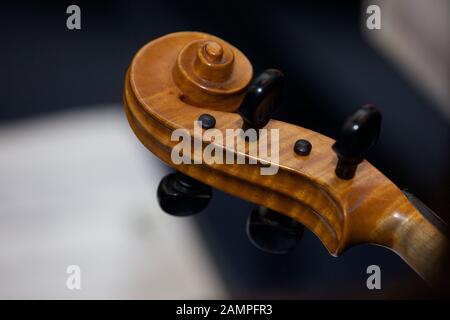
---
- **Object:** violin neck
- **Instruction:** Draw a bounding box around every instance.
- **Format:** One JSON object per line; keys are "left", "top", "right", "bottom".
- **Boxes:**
{"left": 376, "top": 202, "right": 449, "bottom": 291}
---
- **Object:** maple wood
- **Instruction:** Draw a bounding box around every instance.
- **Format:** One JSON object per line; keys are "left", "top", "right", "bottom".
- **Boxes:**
{"left": 123, "top": 32, "right": 449, "bottom": 291}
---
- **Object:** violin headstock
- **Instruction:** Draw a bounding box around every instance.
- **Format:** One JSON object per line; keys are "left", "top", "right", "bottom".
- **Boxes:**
{"left": 124, "top": 32, "right": 448, "bottom": 290}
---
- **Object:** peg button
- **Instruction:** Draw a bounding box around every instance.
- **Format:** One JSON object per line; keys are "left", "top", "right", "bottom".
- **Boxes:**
{"left": 294, "top": 139, "right": 312, "bottom": 156}
{"left": 198, "top": 113, "right": 216, "bottom": 129}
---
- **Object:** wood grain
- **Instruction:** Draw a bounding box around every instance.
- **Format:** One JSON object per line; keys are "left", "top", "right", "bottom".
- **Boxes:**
{"left": 123, "top": 32, "right": 449, "bottom": 291}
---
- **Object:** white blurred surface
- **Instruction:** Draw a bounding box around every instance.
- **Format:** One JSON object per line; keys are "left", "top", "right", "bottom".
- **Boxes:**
{"left": 0, "top": 106, "right": 225, "bottom": 299}
{"left": 363, "top": 0, "right": 450, "bottom": 120}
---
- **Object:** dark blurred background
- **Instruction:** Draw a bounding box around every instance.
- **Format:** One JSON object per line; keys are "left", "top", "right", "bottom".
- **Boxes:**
{"left": 1, "top": 0, "right": 449, "bottom": 299}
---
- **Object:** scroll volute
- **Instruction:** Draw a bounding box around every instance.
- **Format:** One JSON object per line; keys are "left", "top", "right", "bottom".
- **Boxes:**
{"left": 172, "top": 34, "right": 253, "bottom": 111}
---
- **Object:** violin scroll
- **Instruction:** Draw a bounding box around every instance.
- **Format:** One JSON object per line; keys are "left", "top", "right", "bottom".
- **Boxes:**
{"left": 172, "top": 35, "right": 253, "bottom": 112}
{"left": 124, "top": 31, "right": 449, "bottom": 291}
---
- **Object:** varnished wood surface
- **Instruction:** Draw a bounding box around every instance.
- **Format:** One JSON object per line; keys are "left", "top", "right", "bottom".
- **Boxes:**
{"left": 124, "top": 32, "right": 449, "bottom": 290}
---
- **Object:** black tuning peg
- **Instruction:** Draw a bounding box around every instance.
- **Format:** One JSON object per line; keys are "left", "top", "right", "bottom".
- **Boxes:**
{"left": 332, "top": 105, "right": 382, "bottom": 179}
{"left": 238, "top": 69, "right": 285, "bottom": 132}
{"left": 246, "top": 206, "right": 304, "bottom": 254}
{"left": 157, "top": 171, "right": 212, "bottom": 216}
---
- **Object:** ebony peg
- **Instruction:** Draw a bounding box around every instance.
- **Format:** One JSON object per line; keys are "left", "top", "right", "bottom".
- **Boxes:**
{"left": 332, "top": 105, "right": 382, "bottom": 179}
{"left": 246, "top": 206, "right": 304, "bottom": 254}
{"left": 157, "top": 171, "right": 212, "bottom": 216}
{"left": 238, "top": 69, "right": 285, "bottom": 131}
